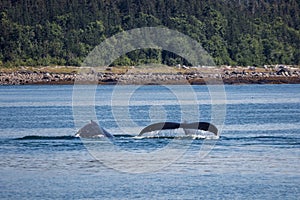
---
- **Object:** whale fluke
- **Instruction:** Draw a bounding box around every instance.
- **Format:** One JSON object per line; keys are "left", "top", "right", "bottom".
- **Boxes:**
{"left": 75, "top": 120, "right": 114, "bottom": 138}
{"left": 139, "top": 122, "right": 181, "bottom": 135}
{"left": 182, "top": 122, "right": 218, "bottom": 135}
{"left": 138, "top": 121, "right": 218, "bottom": 136}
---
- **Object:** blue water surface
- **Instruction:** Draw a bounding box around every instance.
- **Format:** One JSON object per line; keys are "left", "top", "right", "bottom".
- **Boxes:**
{"left": 0, "top": 84, "right": 299, "bottom": 199}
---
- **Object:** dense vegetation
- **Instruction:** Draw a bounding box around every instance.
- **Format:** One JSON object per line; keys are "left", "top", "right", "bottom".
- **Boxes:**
{"left": 0, "top": 0, "right": 299, "bottom": 67}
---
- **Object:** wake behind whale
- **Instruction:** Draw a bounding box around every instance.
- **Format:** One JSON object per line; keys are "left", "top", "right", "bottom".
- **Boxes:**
{"left": 14, "top": 135, "right": 78, "bottom": 140}
{"left": 13, "top": 121, "right": 219, "bottom": 141}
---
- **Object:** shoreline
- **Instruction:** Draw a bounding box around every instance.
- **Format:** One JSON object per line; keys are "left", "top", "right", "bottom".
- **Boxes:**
{"left": 1, "top": 66, "right": 299, "bottom": 85}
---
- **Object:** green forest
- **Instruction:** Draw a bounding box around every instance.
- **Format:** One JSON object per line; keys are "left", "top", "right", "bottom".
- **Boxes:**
{"left": 0, "top": 0, "right": 299, "bottom": 67}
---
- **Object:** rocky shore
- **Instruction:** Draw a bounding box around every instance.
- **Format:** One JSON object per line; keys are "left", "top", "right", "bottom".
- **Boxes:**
{"left": 1, "top": 66, "right": 300, "bottom": 85}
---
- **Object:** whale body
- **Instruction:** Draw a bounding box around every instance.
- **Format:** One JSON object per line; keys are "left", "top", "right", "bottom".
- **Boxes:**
{"left": 75, "top": 120, "right": 114, "bottom": 138}
{"left": 75, "top": 121, "right": 218, "bottom": 139}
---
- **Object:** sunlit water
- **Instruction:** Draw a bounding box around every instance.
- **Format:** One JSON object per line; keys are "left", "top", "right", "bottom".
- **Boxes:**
{"left": 0, "top": 84, "right": 299, "bottom": 199}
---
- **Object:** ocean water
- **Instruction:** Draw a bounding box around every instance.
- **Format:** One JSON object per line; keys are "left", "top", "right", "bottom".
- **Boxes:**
{"left": 0, "top": 84, "right": 299, "bottom": 199}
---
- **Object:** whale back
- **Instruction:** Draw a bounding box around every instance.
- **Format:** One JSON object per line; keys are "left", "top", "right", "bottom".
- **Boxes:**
{"left": 75, "top": 120, "right": 114, "bottom": 138}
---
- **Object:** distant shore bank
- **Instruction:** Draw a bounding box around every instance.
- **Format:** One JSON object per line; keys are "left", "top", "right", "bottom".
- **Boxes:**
{"left": 1, "top": 66, "right": 299, "bottom": 85}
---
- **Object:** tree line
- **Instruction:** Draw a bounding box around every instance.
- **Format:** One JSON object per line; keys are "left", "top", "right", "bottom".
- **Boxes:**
{"left": 0, "top": 0, "right": 299, "bottom": 67}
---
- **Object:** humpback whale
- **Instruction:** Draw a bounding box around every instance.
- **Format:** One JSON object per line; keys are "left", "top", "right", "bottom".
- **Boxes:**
{"left": 75, "top": 120, "right": 114, "bottom": 138}
{"left": 138, "top": 122, "right": 218, "bottom": 136}
{"left": 75, "top": 120, "right": 218, "bottom": 138}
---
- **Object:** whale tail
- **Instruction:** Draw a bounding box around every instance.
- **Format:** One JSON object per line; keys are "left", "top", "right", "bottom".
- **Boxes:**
{"left": 138, "top": 121, "right": 218, "bottom": 136}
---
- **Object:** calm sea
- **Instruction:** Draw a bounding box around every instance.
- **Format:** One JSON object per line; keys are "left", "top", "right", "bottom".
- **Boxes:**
{"left": 0, "top": 84, "right": 299, "bottom": 199}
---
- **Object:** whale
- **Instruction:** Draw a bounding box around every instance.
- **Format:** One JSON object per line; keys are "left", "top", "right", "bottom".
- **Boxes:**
{"left": 75, "top": 120, "right": 114, "bottom": 138}
{"left": 75, "top": 120, "right": 218, "bottom": 138}
{"left": 138, "top": 122, "right": 218, "bottom": 136}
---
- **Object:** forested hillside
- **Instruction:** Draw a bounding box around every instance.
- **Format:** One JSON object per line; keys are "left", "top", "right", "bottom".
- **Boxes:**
{"left": 0, "top": 0, "right": 299, "bottom": 67}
